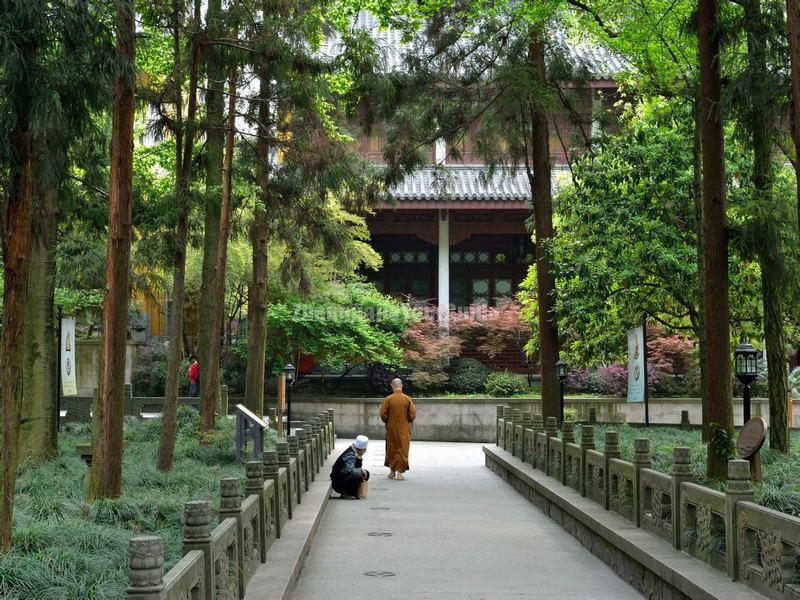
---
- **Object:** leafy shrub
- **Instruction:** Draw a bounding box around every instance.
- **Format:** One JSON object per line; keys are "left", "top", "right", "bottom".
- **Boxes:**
{"left": 367, "top": 362, "right": 402, "bottom": 395}
{"left": 566, "top": 368, "right": 594, "bottom": 393}
{"left": 563, "top": 407, "right": 578, "bottom": 422}
{"left": 131, "top": 342, "right": 190, "bottom": 397}
{"left": 485, "top": 371, "right": 528, "bottom": 397}
{"left": 220, "top": 347, "right": 246, "bottom": 394}
{"left": 447, "top": 358, "right": 491, "bottom": 393}
{"left": 596, "top": 364, "right": 629, "bottom": 397}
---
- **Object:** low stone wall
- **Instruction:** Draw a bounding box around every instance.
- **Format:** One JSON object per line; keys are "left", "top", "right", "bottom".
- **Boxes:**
{"left": 292, "top": 396, "right": 783, "bottom": 442}
{"left": 489, "top": 408, "right": 797, "bottom": 600}
{"left": 124, "top": 410, "right": 336, "bottom": 600}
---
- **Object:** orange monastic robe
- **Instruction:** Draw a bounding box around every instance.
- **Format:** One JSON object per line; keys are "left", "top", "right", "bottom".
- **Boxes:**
{"left": 379, "top": 391, "right": 417, "bottom": 472}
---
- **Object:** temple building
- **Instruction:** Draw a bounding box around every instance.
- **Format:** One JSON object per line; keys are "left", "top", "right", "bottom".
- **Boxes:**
{"left": 334, "top": 13, "right": 623, "bottom": 326}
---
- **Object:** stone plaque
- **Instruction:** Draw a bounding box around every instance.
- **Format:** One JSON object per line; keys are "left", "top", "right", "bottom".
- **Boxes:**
{"left": 736, "top": 416, "right": 766, "bottom": 459}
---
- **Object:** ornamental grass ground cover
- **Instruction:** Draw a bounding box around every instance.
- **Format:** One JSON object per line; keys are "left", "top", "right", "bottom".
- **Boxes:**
{"left": 0, "top": 407, "right": 273, "bottom": 599}
{"left": 590, "top": 424, "right": 800, "bottom": 517}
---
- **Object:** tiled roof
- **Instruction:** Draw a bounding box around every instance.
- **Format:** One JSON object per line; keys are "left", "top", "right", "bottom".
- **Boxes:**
{"left": 388, "top": 166, "right": 571, "bottom": 202}
{"left": 320, "top": 12, "right": 624, "bottom": 80}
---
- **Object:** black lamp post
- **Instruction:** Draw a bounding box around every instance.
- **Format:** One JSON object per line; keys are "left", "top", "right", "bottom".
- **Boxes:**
{"left": 734, "top": 343, "right": 759, "bottom": 424}
{"left": 556, "top": 359, "right": 568, "bottom": 424}
{"left": 283, "top": 362, "right": 295, "bottom": 433}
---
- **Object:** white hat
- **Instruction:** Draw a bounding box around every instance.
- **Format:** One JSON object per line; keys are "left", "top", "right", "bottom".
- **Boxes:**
{"left": 354, "top": 435, "right": 369, "bottom": 450}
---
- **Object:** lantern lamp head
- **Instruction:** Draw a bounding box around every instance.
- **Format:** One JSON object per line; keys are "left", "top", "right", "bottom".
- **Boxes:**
{"left": 283, "top": 362, "right": 296, "bottom": 383}
{"left": 556, "top": 359, "right": 568, "bottom": 380}
{"left": 734, "top": 343, "right": 758, "bottom": 385}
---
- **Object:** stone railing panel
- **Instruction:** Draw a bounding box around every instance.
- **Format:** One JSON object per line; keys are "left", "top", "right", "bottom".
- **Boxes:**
{"left": 240, "top": 495, "right": 261, "bottom": 592}
{"left": 162, "top": 550, "right": 205, "bottom": 600}
{"left": 210, "top": 518, "right": 240, "bottom": 600}
{"left": 548, "top": 437, "right": 563, "bottom": 482}
{"left": 680, "top": 482, "right": 727, "bottom": 574}
{"left": 736, "top": 501, "right": 800, "bottom": 600}
{"left": 608, "top": 458, "right": 635, "bottom": 523}
{"left": 564, "top": 442, "right": 582, "bottom": 494}
{"left": 534, "top": 431, "right": 548, "bottom": 472}
{"left": 638, "top": 468, "right": 673, "bottom": 544}
{"left": 584, "top": 449, "right": 605, "bottom": 507}
{"left": 523, "top": 427, "right": 536, "bottom": 466}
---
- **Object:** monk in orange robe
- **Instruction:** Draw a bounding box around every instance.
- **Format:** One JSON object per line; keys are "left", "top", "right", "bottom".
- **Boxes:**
{"left": 379, "top": 378, "right": 416, "bottom": 480}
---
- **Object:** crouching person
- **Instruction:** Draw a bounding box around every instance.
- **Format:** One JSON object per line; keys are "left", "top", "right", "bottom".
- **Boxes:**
{"left": 331, "top": 435, "right": 370, "bottom": 499}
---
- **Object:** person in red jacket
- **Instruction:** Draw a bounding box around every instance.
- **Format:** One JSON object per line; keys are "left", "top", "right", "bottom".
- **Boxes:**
{"left": 187, "top": 357, "right": 199, "bottom": 397}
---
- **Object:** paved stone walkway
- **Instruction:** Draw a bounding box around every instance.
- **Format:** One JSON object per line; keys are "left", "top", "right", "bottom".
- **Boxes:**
{"left": 290, "top": 440, "right": 642, "bottom": 600}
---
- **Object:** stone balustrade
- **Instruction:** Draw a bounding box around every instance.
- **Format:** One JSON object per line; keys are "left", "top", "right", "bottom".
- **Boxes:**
{"left": 125, "top": 410, "right": 336, "bottom": 599}
{"left": 492, "top": 405, "right": 800, "bottom": 600}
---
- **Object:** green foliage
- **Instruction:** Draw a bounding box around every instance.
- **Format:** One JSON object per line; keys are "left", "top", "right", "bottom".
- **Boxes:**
{"left": 131, "top": 342, "right": 190, "bottom": 397}
{"left": 0, "top": 407, "right": 258, "bottom": 598}
{"left": 266, "top": 282, "right": 416, "bottom": 372}
{"left": 447, "top": 358, "right": 491, "bottom": 394}
{"left": 485, "top": 372, "right": 528, "bottom": 397}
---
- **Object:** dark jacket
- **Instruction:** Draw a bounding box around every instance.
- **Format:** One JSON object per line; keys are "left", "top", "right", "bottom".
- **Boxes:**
{"left": 330, "top": 446, "right": 362, "bottom": 484}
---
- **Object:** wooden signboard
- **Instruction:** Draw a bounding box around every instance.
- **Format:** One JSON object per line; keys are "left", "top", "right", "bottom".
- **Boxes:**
{"left": 736, "top": 417, "right": 767, "bottom": 483}
{"left": 277, "top": 373, "right": 286, "bottom": 437}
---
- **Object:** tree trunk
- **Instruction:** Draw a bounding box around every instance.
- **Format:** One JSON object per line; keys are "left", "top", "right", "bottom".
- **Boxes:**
{"left": 761, "top": 256, "right": 788, "bottom": 451}
{"left": 527, "top": 38, "right": 561, "bottom": 423}
{"left": 1, "top": 99, "right": 34, "bottom": 553}
{"left": 698, "top": 0, "right": 733, "bottom": 480}
{"left": 244, "top": 62, "right": 271, "bottom": 417}
{"left": 202, "top": 66, "right": 236, "bottom": 431}
{"left": 199, "top": 0, "right": 224, "bottom": 430}
{"left": 87, "top": 0, "right": 136, "bottom": 500}
{"left": 20, "top": 179, "right": 58, "bottom": 462}
{"left": 693, "top": 93, "right": 710, "bottom": 442}
{"left": 744, "top": 0, "right": 787, "bottom": 452}
{"left": 158, "top": 0, "right": 201, "bottom": 471}
{"left": 787, "top": 0, "right": 800, "bottom": 238}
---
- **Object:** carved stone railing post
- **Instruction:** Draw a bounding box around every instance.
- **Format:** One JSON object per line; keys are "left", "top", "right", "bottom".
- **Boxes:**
{"left": 182, "top": 501, "right": 213, "bottom": 598}
{"left": 126, "top": 536, "right": 164, "bottom": 599}
{"left": 521, "top": 411, "right": 533, "bottom": 464}
{"left": 297, "top": 428, "right": 313, "bottom": 486}
{"left": 277, "top": 441, "right": 297, "bottom": 518}
{"left": 579, "top": 425, "right": 595, "bottom": 497}
{"left": 680, "top": 410, "right": 690, "bottom": 429}
{"left": 319, "top": 411, "right": 331, "bottom": 453}
{"left": 671, "top": 447, "right": 692, "bottom": 550}
{"left": 588, "top": 406, "right": 597, "bottom": 424}
{"left": 263, "top": 450, "right": 288, "bottom": 537}
{"left": 725, "top": 459, "right": 754, "bottom": 579}
{"left": 603, "top": 431, "right": 621, "bottom": 510}
{"left": 245, "top": 461, "right": 268, "bottom": 564}
{"left": 496, "top": 405, "right": 505, "bottom": 445}
{"left": 632, "top": 438, "right": 651, "bottom": 527}
{"left": 288, "top": 434, "right": 304, "bottom": 503}
{"left": 560, "top": 421, "right": 575, "bottom": 485}
{"left": 327, "top": 408, "right": 336, "bottom": 442}
{"left": 544, "top": 417, "right": 558, "bottom": 477}
{"left": 309, "top": 419, "right": 320, "bottom": 472}
{"left": 219, "top": 478, "right": 245, "bottom": 598}
{"left": 268, "top": 408, "right": 278, "bottom": 433}
{"left": 511, "top": 409, "right": 522, "bottom": 458}
{"left": 218, "top": 384, "right": 229, "bottom": 418}
{"left": 502, "top": 407, "right": 513, "bottom": 450}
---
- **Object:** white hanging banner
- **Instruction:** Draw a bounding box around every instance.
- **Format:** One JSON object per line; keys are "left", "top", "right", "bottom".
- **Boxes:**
{"left": 61, "top": 317, "right": 78, "bottom": 397}
{"left": 627, "top": 325, "right": 645, "bottom": 403}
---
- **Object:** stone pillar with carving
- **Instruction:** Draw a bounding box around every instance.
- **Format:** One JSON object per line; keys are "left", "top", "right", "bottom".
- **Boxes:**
{"left": 327, "top": 408, "right": 336, "bottom": 443}
{"left": 126, "top": 536, "right": 164, "bottom": 599}
{"left": 725, "top": 459, "right": 755, "bottom": 579}
{"left": 579, "top": 425, "right": 595, "bottom": 497}
{"left": 277, "top": 441, "right": 297, "bottom": 518}
{"left": 502, "top": 407, "right": 513, "bottom": 451}
{"left": 323, "top": 410, "right": 333, "bottom": 453}
{"left": 219, "top": 477, "right": 245, "bottom": 596}
{"left": 245, "top": 461, "right": 268, "bottom": 563}
{"left": 296, "top": 428, "right": 313, "bottom": 486}
{"left": 512, "top": 409, "right": 523, "bottom": 458}
{"left": 263, "top": 450, "right": 288, "bottom": 537}
{"left": 268, "top": 408, "right": 278, "bottom": 433}
{"left": 632, "top": 438, "right": 651, "bottom": 527}
{"left": 182, "top": 501, "right": 213, "bottom": 595}
{"left": 124, "top": 383, "right": 134, "bottom": 417}
{"left": 671, "top": 447, "right": 692, "bottom": 550}
{"left": 288, "top": 434, "right": 305, "bottom": 503}
{"left": 544, "top": 417, "right": 558, "bottom": 477}
{"left": 521, "top": 411, "right": 534, "bottom": 466}
{"left": 560, "top": 421, "right": 575, "bottom": 485}
{"left": 496, "top": 405, "right": 505, "bottom": 446}
{"left": 603, "top": 431, "right": 621, "bottom": 510}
